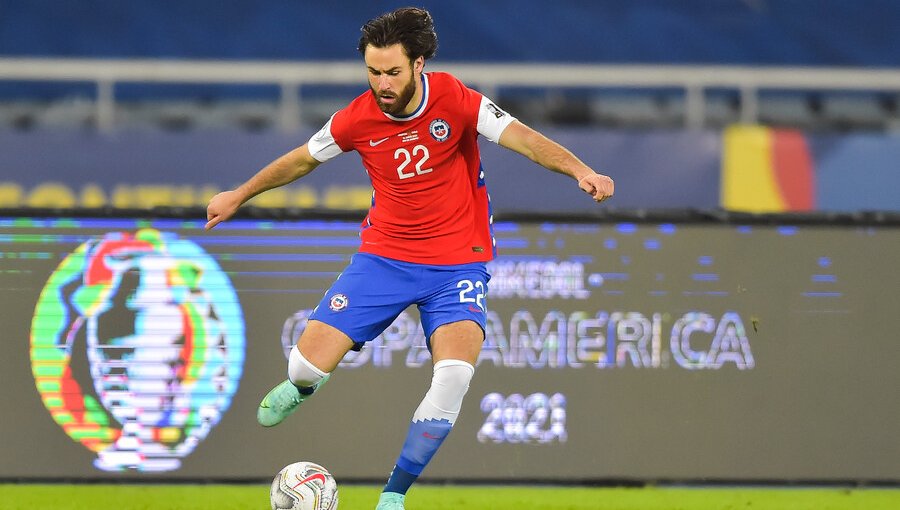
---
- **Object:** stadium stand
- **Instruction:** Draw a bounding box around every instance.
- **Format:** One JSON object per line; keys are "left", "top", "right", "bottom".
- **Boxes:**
{"left": 0, "top": 1, "right": 898, "bottom": 132}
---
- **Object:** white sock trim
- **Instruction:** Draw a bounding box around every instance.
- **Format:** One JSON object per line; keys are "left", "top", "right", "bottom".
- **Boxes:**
{"left": 288, "top": 346, "right": 327, "bottom": 388}
{"left": 433, "top": 359, "right": 475, "bottom": 371}
{"left": 412, "top": 359, "right": 475, "bottom": 424}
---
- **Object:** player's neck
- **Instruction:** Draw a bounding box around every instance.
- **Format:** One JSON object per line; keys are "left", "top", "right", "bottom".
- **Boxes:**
{"left": 398, "top": 73, "right": 425, "bottom": 117}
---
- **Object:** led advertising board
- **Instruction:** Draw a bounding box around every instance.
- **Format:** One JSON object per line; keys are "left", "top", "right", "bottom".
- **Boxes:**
{"left": 1, "top": 217, "right": 897, "bottom": 481}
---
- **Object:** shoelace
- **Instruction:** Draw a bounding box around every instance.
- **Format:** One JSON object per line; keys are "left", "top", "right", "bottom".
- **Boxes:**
{"left": 280, "top": 393, "right": 300, "bottom": 409}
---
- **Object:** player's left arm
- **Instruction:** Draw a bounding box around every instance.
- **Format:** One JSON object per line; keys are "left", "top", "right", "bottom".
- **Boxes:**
{"left": 498, "top": 120, "right": 614, "bottom": 203}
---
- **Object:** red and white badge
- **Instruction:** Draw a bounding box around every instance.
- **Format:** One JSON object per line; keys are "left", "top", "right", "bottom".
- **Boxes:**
{"left": 329, "top": 293, "right": 349, "bottom": 312}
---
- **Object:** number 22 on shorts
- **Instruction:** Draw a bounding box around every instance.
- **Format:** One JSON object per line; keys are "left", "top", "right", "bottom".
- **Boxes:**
{"left": 457, "top": 279, "right": 485, "bottom": 311}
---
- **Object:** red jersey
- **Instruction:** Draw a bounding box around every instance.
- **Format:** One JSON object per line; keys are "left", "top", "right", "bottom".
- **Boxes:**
{"left": 307, "top": 72, "right": 516, "bottom": 265}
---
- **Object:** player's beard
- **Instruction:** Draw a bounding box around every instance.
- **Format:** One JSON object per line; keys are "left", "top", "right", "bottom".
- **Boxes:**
{"left": 371, "top": 73, "right": 418, "bottom": 116}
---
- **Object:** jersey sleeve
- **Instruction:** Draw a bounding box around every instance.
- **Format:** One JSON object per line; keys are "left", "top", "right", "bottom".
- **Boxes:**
{"left": 476, "top": 95, "right": 517, "bottom": 143}
{"left": 307, "top": 113, "right": 346, "bottom": 163}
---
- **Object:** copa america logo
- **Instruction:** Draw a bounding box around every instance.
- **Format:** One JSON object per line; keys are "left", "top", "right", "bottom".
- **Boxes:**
{"left": 29, "top": 228, "right": 245, "bottom": 472}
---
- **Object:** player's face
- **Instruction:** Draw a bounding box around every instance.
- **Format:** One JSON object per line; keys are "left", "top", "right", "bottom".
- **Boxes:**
{"left": 365, "top": 43, "right": 423, "bottom": 116}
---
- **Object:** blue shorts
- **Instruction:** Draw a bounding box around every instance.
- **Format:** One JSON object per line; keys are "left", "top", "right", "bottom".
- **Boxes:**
{"left": 309, "top": 253, "right": 490, "bottom": 351}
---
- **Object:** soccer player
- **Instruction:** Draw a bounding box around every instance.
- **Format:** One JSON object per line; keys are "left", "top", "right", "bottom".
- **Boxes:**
{"left": 205, "top": 7, "right": 613, "bottom": 510}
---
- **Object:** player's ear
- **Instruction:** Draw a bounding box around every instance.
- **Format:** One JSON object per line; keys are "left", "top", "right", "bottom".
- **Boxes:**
{"left": 413, "top": 56, "right": 424, "bottom": 74}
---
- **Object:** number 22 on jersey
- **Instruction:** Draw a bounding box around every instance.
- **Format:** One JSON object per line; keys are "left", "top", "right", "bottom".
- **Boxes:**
{"left": 395, "top": 145, "right": 433, "bottom": 180}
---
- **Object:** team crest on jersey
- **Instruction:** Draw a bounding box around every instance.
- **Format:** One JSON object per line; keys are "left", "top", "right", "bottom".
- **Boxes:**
{"left": 429, "top": 118, "right": 451, "bottom": 142}
{"left": 329, "top": 293, "right": 349, "bottom": 312}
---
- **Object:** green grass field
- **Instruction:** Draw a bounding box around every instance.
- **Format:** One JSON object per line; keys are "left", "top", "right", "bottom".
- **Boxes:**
{"left": 1, "top": 484, "right": 897, "bottom": 510}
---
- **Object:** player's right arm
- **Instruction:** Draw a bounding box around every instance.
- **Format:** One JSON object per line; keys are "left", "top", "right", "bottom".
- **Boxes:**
{"left": 205, "top": 144, "right": 321, "bottom": 230}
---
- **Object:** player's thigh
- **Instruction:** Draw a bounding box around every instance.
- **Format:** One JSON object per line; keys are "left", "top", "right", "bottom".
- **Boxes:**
{"left": 418, "top": 263, "right": 489, "bottom": 363}
{"left": 430, "top": 319, "right": 484, "bottom": 366}
{"left": 296, "top": 320, "right": 356, "bottom": 373}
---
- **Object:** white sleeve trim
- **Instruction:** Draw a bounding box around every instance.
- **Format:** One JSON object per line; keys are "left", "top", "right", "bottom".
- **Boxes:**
{"left": 476, "top": 95, "right": 517, "bottom": 143}
{"left": 307, "top": 114, "right": 345, "bottom": 162}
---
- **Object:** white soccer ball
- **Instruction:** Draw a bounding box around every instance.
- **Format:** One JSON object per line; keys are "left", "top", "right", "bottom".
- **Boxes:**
{"left": 270, "top": 461, "right": 339, "bottom": 510}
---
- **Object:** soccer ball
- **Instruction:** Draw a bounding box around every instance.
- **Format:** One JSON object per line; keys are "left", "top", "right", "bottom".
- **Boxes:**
{"left": 270, "top": 461, "right": 339, "bottom": 510}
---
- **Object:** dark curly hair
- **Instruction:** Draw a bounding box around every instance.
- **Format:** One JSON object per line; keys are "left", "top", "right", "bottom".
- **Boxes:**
{"left": 357, "top": 7, "right": 438, "bottom": 61}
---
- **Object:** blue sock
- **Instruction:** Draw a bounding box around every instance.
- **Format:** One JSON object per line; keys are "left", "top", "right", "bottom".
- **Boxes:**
{"left": 383, "top": 465, "right": 417, "bottom": 495}
{"left": 383, "top": 418, "right": 452, "bottom": 494}
{"left": 294, "top": 384, "right": 315, "bottom": 396}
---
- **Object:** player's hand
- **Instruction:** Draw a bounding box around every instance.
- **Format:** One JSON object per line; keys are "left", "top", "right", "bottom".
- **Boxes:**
{"left": 577, "top": 173, "right": 614, "bottom": 203}
{"left": 205, "top": 190, "right": 244, "bottom": 230}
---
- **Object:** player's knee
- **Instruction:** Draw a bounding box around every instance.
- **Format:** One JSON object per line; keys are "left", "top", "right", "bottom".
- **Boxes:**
{"left": 288, "top": 346, "right": 327, "bottom": 388}
{"left": 428, "top": 359, "right": 475, "bottom": 411}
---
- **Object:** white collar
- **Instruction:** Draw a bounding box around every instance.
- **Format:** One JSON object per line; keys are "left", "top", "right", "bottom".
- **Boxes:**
{"left": 383, "top": 73, "right": 429, "bottom": 122}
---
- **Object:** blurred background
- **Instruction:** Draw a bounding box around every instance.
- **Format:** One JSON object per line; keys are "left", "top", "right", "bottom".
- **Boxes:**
{"left": 1, "top": 0, "right": 899, "bottom": 213}
{"left": 1, "top": 0, "right": 898, "bottom": 487}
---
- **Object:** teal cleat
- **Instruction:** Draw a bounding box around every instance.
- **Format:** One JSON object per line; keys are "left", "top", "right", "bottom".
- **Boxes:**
{"left": 256, "top": 375, "right": 329, "bottom": 427}
{"left": 375, "top": 492, "right": 405, "bottom": 510}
